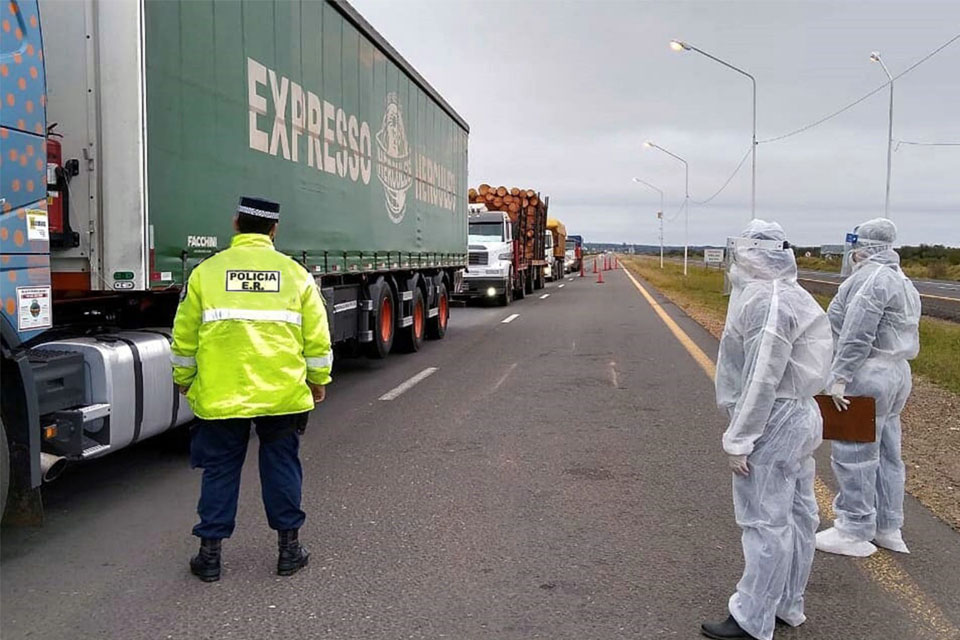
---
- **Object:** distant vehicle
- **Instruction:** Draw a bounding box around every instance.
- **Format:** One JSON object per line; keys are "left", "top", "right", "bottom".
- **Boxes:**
{"left": 546, "top": 218, "right": 567, "bottom": 281}
{"left": 565, "top": 235, "right": 583, "bottom": 273}
{"left": 543, "top": 231, "right": 555, "bottom": 281}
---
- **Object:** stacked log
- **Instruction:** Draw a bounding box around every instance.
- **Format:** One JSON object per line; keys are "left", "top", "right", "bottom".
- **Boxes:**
{"left": 469, "top": 184, "right": 542, "bottom": 223}
{"left": 469, "top": 184, "right": 547, "bottom": 261}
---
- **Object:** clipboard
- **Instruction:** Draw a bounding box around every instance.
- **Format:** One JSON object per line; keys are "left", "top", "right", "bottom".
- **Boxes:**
{"left": 815, "top": 395, "right": 876, "bottom": 443}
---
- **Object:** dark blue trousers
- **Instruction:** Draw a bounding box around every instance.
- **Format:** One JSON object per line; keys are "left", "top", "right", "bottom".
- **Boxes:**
{"left": 190, "top": 413, "right": 308, "bottom": 539}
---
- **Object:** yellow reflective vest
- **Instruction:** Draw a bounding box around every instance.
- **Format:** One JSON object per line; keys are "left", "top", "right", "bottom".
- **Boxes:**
{"left": 170, "top": 233, "right": 333, "bottom": 420}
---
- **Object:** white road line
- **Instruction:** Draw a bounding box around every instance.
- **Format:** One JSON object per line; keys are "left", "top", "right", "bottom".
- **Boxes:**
{"left": 501, "top": 313, "right": 520, "bottom": 324}
{"left": 378, "top": 367, "right": 438, "bottom": 401}
{"left": 567, "top": 277, "right": 574, "bottom": 281}
{"left": 539, "top": 293, "right": 550, "bottom": 299}
{"left": 492, "top": 362, "right": 518, "bottom": 391}
{"left": 609, "top": 361, "right": 619, "bottom": 389}
{"left": 558, "top": 284, "right": 565, "bottom": 288}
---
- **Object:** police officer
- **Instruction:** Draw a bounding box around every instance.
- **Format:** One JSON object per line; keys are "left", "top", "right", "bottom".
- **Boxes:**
{"left": 171, "top": 196, "right": 333, "bottom": 582}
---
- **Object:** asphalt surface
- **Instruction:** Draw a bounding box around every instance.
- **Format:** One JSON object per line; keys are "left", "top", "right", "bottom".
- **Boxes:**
{"left": 3, "top": 269, "right": 960, "bottom": 639}
{"left": 797, "top": 269, "right": 960, "bottom": 301}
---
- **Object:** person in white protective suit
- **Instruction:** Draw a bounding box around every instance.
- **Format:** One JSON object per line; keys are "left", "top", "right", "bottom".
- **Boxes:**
{"left": 702, "top": 220, "right": 833, "bottom": 640}
{"left": 815, "top": 218, "right": 921, "bottom": 557}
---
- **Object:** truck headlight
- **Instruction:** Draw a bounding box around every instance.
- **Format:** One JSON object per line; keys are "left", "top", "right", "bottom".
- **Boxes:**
{"left": 497, "top": 252, "right": 512, "bottom": 261}
{"left": 486, "top": 287, "right": 497, "bottom": 297}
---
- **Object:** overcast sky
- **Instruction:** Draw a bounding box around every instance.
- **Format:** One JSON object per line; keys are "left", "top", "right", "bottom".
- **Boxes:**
{"left": 352, "top": 0, "right": 959, "bottom": 247}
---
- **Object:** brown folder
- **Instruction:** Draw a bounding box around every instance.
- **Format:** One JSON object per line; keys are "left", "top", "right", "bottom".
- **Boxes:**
{"left": 815, "top": 395, "right": 876, "bottom": 443}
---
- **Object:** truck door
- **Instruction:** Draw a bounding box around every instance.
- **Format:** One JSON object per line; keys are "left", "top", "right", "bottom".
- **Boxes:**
{"left": 1, "top": 0, "right": 52, "bottom": 344}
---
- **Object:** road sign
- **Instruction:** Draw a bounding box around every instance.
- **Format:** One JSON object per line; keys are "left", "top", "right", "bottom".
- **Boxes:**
{"left": 704, "top": 248, "right": 725, "bottom": 264}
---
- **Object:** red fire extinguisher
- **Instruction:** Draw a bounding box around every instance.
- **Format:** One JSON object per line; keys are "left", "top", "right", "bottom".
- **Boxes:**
{"left": 46, "top": 135, "right": 65, "bottom": 234}
{"left": 45, "top": 123, "right": 80, "bottom": 248}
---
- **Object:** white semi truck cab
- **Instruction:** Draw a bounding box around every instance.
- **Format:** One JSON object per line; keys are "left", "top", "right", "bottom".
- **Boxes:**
{"left": 463, "top": 207, "right": 516, "bottom": 306}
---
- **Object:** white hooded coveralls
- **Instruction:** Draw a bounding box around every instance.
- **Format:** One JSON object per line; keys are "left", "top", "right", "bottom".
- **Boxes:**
{"left": 716, "top": 220, "right": 833, "bottom": 640}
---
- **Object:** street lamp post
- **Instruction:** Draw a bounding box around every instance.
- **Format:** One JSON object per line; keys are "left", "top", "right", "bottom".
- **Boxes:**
{"left": 670, "top": 39, "right": 756, "bottom": 220}
{"left": 870, "top": 51, "right": 894, "bottom": 219}
{"left": 644, "top": 141, "right": 689, "bottom": 275}
{"left": 632, "top": 177, "right": 665, "bottom": 269}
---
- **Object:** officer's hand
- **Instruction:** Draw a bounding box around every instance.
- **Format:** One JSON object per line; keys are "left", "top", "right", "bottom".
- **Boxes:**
{"left": 178, "top": 385, "right": 190, "bottom": 396}
{"left": 309, "top": 384, "right": 326, "bottom": 404}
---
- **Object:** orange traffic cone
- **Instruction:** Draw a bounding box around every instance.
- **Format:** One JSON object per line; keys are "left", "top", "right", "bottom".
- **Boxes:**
{"left": 579, "top": 259, "right": 585, "bottom": 278}
{"left": 597, "top": 265, "right": 605, "bottom": 284}
{"left": 593, "top": 258, "right": 598, "bottom": 274}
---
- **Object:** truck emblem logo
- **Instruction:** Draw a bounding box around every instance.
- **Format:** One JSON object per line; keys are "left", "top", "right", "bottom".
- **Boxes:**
{"left": 375, "top": 93, "right": 413, "bottom": 224}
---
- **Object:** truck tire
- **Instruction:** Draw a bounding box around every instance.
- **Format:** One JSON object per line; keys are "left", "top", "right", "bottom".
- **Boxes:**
{"left": 396, "top": 287, "right": 426, "bottom": 353}
{"left": 1, "top": 417, "right": 9, "bottom": 521}
{"left": 514, "top": 270, "right": 525, "bottom": 300}
{"left": 366, "top": 285, "right": 395, "bottom": 359}
{"left": 498, "top": 273, "right": 513, "bottom": 307}
{"left": 427, "top": 282, "right": 449, "bottom": 340}
{"left": 524, "top": 269, "right": 535, "bottom": 295}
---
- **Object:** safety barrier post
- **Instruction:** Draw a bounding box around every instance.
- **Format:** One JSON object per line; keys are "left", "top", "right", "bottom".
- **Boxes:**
{"left": 593, "top": 258, "right": 598, "bottom": 274}
{"left": 579, "top": 259, "right": 585, "bottom": 278}
{"left": 597, "top": 263, "right": 605, "bottom": 284}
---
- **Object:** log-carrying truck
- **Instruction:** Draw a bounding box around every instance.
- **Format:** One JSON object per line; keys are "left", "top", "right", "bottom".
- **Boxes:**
{"left": 546, "top": 218, "right": 566, "bottom": 281}
{"left": 461, "top": 189, "right": 547, "bottom": 306}
{"left": 0, "top": 0, "right": 468, "bottom": 521}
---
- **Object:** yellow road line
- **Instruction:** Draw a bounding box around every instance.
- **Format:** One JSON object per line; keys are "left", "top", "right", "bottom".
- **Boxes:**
{"left": 621, "top": 267, "right": 716, "bottom": 380}
{"left": 622, "top": 263, "right": 960, "bottom": 639}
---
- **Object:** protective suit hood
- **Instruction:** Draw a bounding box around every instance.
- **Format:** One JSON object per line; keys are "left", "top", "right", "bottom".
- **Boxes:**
{"left": 730, "top": 220, "right": 797, "bottom": 283}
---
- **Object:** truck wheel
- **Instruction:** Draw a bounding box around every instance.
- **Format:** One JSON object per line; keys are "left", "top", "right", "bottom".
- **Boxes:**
{"left": 427, "top": 282, "right": 449, "bottom": 340}
{"left": 498, "top": 274, "right": 513, "bottom": 306}
{"left": 366, "top": 286, "right": 395, "bottom": 359}
{"left": 1, "top": 417, "right": 9, "bottom": 521}
{"left": 397, "top": 288, "right": 425, "bottom": 353}
{"left": 524, "top": 269, "right": 535, "bottom": 295}
{"left": 514, "top": 270, "right": 526, "bottom": 300}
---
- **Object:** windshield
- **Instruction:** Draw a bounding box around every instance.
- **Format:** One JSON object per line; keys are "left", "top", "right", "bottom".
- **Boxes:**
{"left": 544, "top": 232, "right": 553, "bottom": 249}
{"left": 565, "top": 240, "right": 577, "bottom": 250}
{"left": 469, "top": 222, "right": 505, "bottom": 241}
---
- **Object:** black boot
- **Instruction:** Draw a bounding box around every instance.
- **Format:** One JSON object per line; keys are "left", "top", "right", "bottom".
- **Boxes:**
{"left": 701, "top": 615, "right": 757, "bottom": 639}
{"left": 277, "top": 529, "right": 310, "bottom": 576}
{"left": 189, "top": 538, "right": 221, "bottom": 582}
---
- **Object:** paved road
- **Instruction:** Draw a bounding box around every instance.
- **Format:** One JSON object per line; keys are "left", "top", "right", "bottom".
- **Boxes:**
{"left": 3, "top": 269, "right": 960, "bottom": 639}
{"left": 797, "top": 269, "right": 960, "bottom": 301}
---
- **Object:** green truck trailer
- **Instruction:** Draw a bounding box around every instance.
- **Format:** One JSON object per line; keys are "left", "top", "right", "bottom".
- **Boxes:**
{"left": 0, "top": 0, "right": 468, "bottom": 520}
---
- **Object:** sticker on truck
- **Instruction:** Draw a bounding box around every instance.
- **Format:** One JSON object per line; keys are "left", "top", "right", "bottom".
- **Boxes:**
{"left": 26, "top": 210, "right": 49, "bottom": 241}
{"left": 16, "top": 286, "right": 52, "bottom": 331}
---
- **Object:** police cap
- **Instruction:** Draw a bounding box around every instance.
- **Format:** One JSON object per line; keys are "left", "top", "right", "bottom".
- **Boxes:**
{"left": 237, "top": 196, "right": 280, "bottom": 221}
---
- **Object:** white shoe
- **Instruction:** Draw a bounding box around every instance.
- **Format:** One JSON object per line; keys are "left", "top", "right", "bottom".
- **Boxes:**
{"left": 875, "top": 529, "right": 910, "bottom": 554}
{"left": 815, "top": 527, "right": 878, "bottom": 557}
